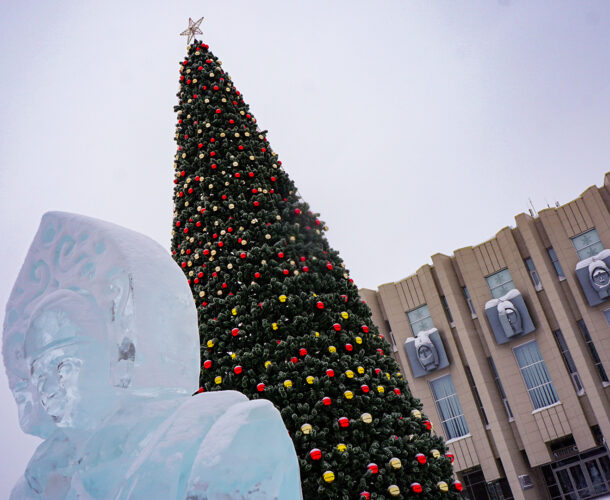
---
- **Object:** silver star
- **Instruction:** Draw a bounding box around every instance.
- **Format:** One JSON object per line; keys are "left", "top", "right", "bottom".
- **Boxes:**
{"left": 180, "top": 17, "right": 204, "bottom": 45}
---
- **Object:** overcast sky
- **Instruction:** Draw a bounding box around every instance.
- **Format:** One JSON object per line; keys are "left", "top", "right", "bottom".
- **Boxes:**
{"left": 1, "top": 1, "right": 609, "bottom": 494}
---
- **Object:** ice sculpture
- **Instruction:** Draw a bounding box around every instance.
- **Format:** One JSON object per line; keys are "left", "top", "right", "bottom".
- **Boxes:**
{"left": 3, "top": 212, "right": 302, "bottom": 500}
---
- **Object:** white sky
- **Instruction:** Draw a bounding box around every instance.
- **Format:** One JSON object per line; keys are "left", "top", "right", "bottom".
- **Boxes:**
{"left": 1, "top": 1, "right": 609, "bottom": 494}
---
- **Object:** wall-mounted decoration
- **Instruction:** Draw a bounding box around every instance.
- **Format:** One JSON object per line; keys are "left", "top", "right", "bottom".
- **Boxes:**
{"left": 404, "top": 328, "right": 449, "bottom": 378}
{"left": 485, "top": 289, "right": 535, "bottom": 344}
{"left": 575, "top": 249, "right": 610, "bottom": 306}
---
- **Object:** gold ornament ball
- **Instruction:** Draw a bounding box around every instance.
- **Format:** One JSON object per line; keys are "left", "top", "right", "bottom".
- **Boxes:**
{"left": 214, "top": 376, "right": 222, "bottom": 384}
{"left": 337, "top": 443, "right": 347, "bottom": 452}
{"left": 301, "top": 423, "right": 312, "bottom": 435}
{"left": 389, "top": 457, "right": 402, "bottom": 469}
{"left": 328, "top": 346, "right": 336, "bottom": 353}
{"left": 431, "top": 449, "right": 441, "bottom": 459}
{"left": 388, "top": 485, "right": 400, "bottom": 497}
{"left": 357, "top": 366, "right": 365, "bottom": 374}
{"left": 344, "top": 390, "right": 353, "bottom": 400}
{"left": 232, "top": 308, "right": 237, "bottom": 316}
{"left": 377, "top": 385, "right": 385, "bottom": 393}
{"left": 411, "top": 409, "right": 422, "bottom": 419}
{"left": 272, "top": 323, "right": 278, "bottom": 330}
{"left": 306, "top": 376, "right": 315, "bottom": 385}
{"left": 361, "top": 413, "right": 373, "bottom": 424}
{"left": 341, "top": 311, "right": 349, "bottom": 319}
{"left": 355, "top": 336, "right": 362, "bottom": 344}
{"left": 438, "top": 481, "right": 449, "bottom": 492}
{"left": 284, "top": 380, "right": 292, "bottom": 388}
{"left": 323, "top": 471, "right": 335, "bottom": 483}
{"left": 265, "top": 361, "right": 272, "bottom": 368}
{"left": 279, "top": 294, "right": 287, "bottom": 302}
{"left": 345, "top": 370, "right": 354, "bottom": 378}
{"left": 206, "top": 340, "right": 214, "bottom": 348}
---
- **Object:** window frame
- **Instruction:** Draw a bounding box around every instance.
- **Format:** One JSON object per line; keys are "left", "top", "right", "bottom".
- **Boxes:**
{"left": 571, "top": 229, "right": 604, "bottom": 261}
{"left": 429, "top": 374, "right": 470, "bottom": 441}
{"left": 513, "top": 340, "right": 560, "bottom": 410}
{"left": 486, "top": 269, "right": 516, "bottom": 299}
{"left": 406, "top": 304, "right": 434, "bottom": 336}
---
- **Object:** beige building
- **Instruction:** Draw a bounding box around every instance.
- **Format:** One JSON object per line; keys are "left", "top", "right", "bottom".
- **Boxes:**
{"left": 360, "top": 174, "right": 610, "bottom": 500}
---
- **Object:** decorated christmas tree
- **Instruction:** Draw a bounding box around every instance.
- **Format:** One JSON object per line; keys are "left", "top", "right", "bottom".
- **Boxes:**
{"left": 171, "top": 20, "right": 460, "bottom": 499}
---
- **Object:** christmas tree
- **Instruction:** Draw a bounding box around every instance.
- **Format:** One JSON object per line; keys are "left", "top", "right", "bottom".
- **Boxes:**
{"left": 171, "top": 27, "right": 460, "bottom": 499}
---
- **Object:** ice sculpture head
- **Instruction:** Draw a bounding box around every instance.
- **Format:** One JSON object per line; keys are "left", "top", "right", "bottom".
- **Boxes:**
{"left": 498, "top": 299, "right": 523, "bottom": 337}
{"left": 414, "top": 331, "right": 440, "bottom": 371}
{"left": 3, "top": 212, "right": 200, "bottom": 435}
{"left": 589, "top": 260, "right": 610, "bottom": 299}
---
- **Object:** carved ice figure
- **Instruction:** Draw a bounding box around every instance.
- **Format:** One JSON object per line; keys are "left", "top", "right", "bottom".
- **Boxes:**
{"left": 413, "top": 331, "right": 440, "bottom": 371}
{"left": 3, "top": 212, "right": 302, "bottom": 500}
{"left": 497, "top": 298, "right": 523, "bottom": 338}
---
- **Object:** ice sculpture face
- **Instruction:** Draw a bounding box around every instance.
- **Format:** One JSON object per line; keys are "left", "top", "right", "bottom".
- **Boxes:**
{"left": 4, "top": 211, "right": 200, "bottom": 435}
{"left": 3, "top": 212, "right": 302, "bottom": 499}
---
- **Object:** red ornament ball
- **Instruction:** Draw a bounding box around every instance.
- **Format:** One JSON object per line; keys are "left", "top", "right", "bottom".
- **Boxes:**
{"left": 203, "top": 360, "right": 212, "bottom": 369}
{"left": 234, "top": 365, "right": 243, "bottom": 375}
{"left": 415, "top": 453, "right": 427, "bottom": 464}
{"left": 309, "top": 448, "right": 322, "bottom": 461}
{"left": 257, "top": 383, "right": 265, "bottom": 392}
{"left": 360, "top": 493, "right": 371, "bottom": 500}
{"left": 361, "top": 325, "right": 370, "bottom": 333}
{"left": 322, "top": 397, "right": 332, "bottom": 406}
{"left": 345, "top": 344, "right": 353, "bottom": 352}
{"left": 332, "top": 323, "right": 341, "bottom": 332}
{"left": 453, "top": 481, "right": 463, "bottom": 492}
{"left": 446, "top": 453, "right": 455, "bottom": 463}
{"left": 326, "top": 369, "right": 335, "bottom": 377}
{"left": 316, "top": 301, "right": 324, "bottom": 310}
{"left": 361, "top": 385, "right": 370, "bottom": 393}
{"left": 367, "top": 463, "right": 379, "bottom": 474}
{"left": 338, "top": 417, "right": 349, "bottom": 428}
{"left": 393, "top": 388, "right": 401, "bottom": 395}
{"left": 231, "top": 328, "right": 239, "bottom": 337}
{"left": 299, "top": 348, "right": 308, "bottom": 357}
{"left": 411, "top": 483, "right": 423, "bottom": 494}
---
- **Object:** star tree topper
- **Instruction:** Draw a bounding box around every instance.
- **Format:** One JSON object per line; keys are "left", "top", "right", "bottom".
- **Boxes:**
{"left": 180, "top": 17, "right": 204, "bottom": 45}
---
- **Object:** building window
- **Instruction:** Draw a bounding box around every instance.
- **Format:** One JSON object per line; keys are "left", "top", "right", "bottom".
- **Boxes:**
{"left": 464, "top": 366, "right": 488, "bottom": 426}
{"left": 488, "top": 357, "right": 513, "bottom": 420}
{"left": 430, "top": 374, "right": 469, "bottom": 440}
{"left": 572, "top": 229, "right": 604, "bottom": 260}
{"left": 407, "top": 304, "right": 434, "bottom": 336}
{"left": 386, "top": 320, "right": 398, "bottom": 352}
{"left": 553, "top": 329, "right": 584, "bottom": 395}
{"left": 547, "top": 247, "right": 566, "bottom": 279}
{"left": 486, "top": 269, "right": 515, "bottom": 299}
{"left": 463, "top": 286, "right": 476, "bottom": 315}
{"left": 576, "top": 319, "right": 609, "bottom": 383}
{"left": 513, "top": 340, "right": 559, "bottom": 410}
{"left": 440, "top": 295, "right": 454, "bottom": 324}
{"left": 525, "top": 257, "right": 543, "bottom": 291}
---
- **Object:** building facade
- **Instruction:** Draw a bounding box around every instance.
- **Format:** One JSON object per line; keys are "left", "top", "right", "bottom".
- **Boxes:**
{"left": 360, "top": 174, "right": 610, "bottom": 500}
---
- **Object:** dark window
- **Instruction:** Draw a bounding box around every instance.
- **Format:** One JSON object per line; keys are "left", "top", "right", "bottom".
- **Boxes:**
{"left": 547, "top": 247, "right": 566, "bottom": 279}
{"left": 464, "top": 366, "right": 488, "bottom": 426}
{"left": 552, "top": 329, "right": 584, "bottom": 394}
{"left": 577, "top": 319, "right": 609, "bottom": 383}
{"left": 441, "top": 295, "right": 454, "bottom": 323}
{"left": 463, "top": 286, "right": 476, "bottom": 315}
{"left": 488, "top": 357, "right": 513, "bottom": 419}
{"left": 525, "top": 257, "right": 542, "bottom": 290}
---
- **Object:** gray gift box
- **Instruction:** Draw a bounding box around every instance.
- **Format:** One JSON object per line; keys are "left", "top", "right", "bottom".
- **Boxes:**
{"left": 485, "top": 289, "right": 535, "bottom": 345}
{"left": 404, "top": 328, "right": 450, "bottom": 378}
